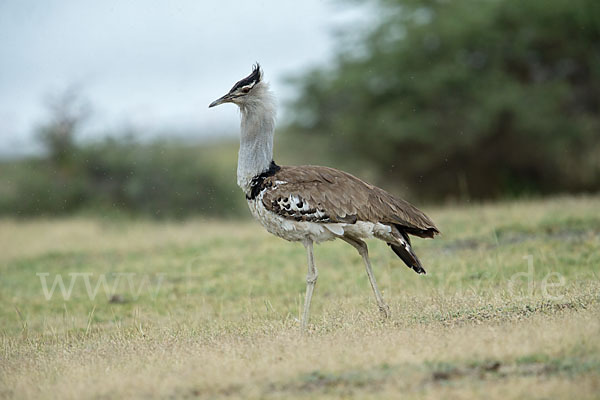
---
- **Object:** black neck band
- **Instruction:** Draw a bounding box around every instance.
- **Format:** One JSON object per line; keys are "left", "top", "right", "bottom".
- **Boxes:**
{"left": 246, "top": 161, "right": 281, "bottom": 200}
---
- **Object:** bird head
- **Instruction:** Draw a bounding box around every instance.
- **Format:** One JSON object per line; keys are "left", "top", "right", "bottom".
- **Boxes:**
{"left": 209, "top": 63, "right": 266, "bottom": 109}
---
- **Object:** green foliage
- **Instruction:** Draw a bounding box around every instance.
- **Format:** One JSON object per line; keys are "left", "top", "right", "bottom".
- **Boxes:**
{"left": 0, "top": 138, "right": 246, "bottom": 218}
{"left": 288, "top": 0, "right": 600, "bottom": 200}
{"left": 75, "top": 138, "right": 244, "bottom": 218}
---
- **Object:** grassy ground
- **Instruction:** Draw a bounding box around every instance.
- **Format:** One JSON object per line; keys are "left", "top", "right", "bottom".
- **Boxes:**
{"left": 1, "top": 195, "right": 599, "bottom": 399}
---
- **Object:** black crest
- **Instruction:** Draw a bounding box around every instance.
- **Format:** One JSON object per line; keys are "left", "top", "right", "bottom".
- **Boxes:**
{"left": 230, "top": 63, "right": 262, "bottom": 93}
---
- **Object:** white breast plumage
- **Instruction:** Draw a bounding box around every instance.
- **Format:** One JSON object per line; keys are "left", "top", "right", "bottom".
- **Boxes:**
{"left": 246, "top": 186, "right": 334, "bottom": 243}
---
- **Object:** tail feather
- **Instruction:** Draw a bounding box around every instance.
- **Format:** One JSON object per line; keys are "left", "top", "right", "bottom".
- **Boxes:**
{"left": 388, "top": 231, "right": 426, "bottom": 274}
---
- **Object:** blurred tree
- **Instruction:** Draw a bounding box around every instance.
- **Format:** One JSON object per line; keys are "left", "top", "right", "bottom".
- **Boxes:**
{"left": 0, "top": 135, "right": 245, "bottom": 218}
{"left": 287, "top": 0, "right": 600, "bottom": 200}
{"left": 0, "top": 87, "right": 245, "bottom": 218}
{"left": 75, "top": 138, "right": 244, "bottom": 218}
{"left": 36, "top": 87, "right": 90, "bottom": 167}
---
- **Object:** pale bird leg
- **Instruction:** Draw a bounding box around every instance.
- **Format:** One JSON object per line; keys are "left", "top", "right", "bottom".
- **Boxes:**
{"left": 342, "top": 236, "right": 390, "bottom": 318}
{"left": 301, "top": 239, "right": 318, "bottom": 331}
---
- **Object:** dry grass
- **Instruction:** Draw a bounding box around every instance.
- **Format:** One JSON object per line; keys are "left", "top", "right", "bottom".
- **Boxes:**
{"left": 1, "top": 195, "right": 599, "bottom": 399}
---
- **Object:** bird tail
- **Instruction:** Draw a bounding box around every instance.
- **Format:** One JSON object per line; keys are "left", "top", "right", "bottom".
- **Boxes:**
{"left": 387, "top": 231, "right": 426, "bottom": 274}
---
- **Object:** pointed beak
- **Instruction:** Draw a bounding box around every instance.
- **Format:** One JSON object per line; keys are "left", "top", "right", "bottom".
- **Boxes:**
{"left": 208, "top": 93, "right": 232, "bottom": 108}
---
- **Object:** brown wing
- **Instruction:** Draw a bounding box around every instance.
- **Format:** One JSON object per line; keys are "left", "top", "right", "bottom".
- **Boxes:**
{"left": 261, "top": 165, "right": 439, "bottom": 237}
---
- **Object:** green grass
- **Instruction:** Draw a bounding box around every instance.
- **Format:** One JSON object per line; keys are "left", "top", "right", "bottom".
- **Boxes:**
{"left": 1, "top": 195, "right": 599, "bottom": 399}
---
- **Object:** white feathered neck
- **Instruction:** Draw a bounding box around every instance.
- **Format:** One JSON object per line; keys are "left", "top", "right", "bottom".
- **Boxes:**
{"left": 236, "top": 81, "right": 277, "bottom": 194}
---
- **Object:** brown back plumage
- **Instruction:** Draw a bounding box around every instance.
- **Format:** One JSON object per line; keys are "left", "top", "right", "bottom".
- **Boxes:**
{"left": 260, "top": 165, "right": 439, "bottom": 238}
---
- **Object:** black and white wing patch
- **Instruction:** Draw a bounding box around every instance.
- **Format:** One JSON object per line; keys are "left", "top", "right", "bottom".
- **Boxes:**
{"left": 263, "top": 188, "right": 357, "bottom": 223}
{"left": 269, "top": 193, "right": 328, "bottom": 222}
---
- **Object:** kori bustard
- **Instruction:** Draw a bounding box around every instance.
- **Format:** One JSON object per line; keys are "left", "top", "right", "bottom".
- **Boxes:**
{"left": 209, "top": 64, "right": 439, "bottom": 329}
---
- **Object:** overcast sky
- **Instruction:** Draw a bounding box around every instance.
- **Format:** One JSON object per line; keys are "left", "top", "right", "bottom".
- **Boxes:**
{"left": 0, "top": 0, "right": 369, "bottom": 156}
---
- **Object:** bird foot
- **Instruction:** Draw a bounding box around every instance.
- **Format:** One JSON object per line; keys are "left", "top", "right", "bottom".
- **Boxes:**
{"left": 290, "top": 317, "right": 309, "bottom": 332}
{"left": 378, "top": 304, "right": 391, "bottom": 319}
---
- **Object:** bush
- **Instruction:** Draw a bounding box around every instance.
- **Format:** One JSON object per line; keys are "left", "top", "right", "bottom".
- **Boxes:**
{"left": 0, "top": 138, "right": 246, "bottom": 219}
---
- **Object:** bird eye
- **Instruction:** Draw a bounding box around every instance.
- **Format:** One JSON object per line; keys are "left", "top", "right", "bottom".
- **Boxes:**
{"left": 241, "top": 87, "right": 250, "bottom": 93}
